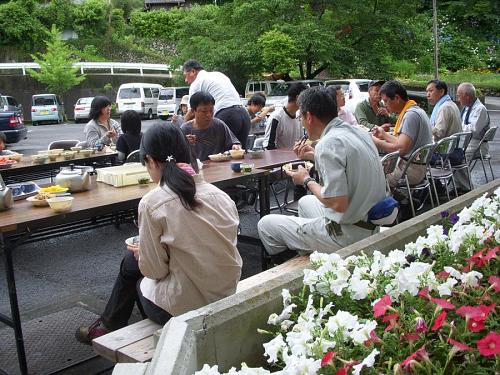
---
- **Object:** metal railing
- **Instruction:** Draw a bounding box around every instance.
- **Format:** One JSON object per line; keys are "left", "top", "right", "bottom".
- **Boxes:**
{"left": 0, "top": 62, "right": 174, "bottom": 76}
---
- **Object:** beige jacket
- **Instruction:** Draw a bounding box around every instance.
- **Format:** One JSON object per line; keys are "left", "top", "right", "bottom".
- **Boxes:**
{"left": 432, "top": 100, "right": 462, "bottom": 141}
{"left": 138, "top": 176, "right": 242, "bottom": 316}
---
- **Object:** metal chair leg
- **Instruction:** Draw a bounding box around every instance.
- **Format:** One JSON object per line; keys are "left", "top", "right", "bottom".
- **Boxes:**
{"left": 406, "top": 177, "right": 416, "bottom": 217}
{"left": 465, "top": 166, "right": 474, "bottom": 191}
{"left": 479, "top": 151, "right": 489, "bottom": 182}
{"left": 488, "top": 159, "right": 495, "bottom": 180}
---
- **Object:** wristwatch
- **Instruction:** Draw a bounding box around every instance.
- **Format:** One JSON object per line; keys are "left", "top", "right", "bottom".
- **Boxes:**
{"left": 303, "top": 177, "right": 315, "bottom": 190}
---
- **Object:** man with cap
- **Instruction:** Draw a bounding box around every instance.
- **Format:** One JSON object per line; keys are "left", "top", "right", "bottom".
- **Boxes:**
{"left": 355, "top": 80, "right": 396, "bottom": 130}
{"left": 426, "top": 79, "right": 461, "bottom": 141}
{"left": 183, "top": 60, "right": 251, "bottom": 148}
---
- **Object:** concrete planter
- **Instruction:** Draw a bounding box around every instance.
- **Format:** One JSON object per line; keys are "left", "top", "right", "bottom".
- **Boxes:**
{"left": 113, "top": 179, "right": 500, "bottom": 375}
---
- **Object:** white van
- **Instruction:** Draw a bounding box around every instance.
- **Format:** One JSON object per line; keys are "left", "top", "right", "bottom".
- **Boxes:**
{"left": 157, "top": 86, "right": 190, "bottom": 120}
{"left": 116, "top": 83, "right": 163, "bottom": 119}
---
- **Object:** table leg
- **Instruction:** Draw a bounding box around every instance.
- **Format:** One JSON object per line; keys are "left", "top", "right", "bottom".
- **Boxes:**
{"left": 258, "top": 173, "right": 272, "bottom": 270}
{"left": 0, "top": 234, "right": 28, "bottom": 374}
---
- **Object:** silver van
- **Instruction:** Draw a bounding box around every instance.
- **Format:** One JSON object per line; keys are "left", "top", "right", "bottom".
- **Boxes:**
{"left": 31, "top": 94, "right": 65, "bottom": 126}
{"left": 116, "top": 83, "right": 163, "bottom": 119}
{"left": 157, "top": 87, "right": 190, "bottom": 120}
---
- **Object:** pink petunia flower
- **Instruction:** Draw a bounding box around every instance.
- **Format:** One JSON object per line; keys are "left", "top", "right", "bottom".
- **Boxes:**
{"left": 401, "top": 332, "right": 420, "bottom": 342}
{"left": 321, "top": 351, "right": 336, "bottom": 367}
{"left": 466, "top": 248, "right": 487, "bottom": 268}
{"left": 418, "top": 287, "right": 429, "bottom": 299}
{"left": 431, "top": 311, "right": 447, "bottom": 332}
{"left": 489, "top": 276, "right": 500, "bottom": 293}
{"left": 456, "top": 305, "right": 483, "bottom": 320}
{"left": 448, "top": 337, "right": 472, "bottom": 351}
{"left": 437, "top": 271, "right": 450, "bottom": 279}
{"left": 483, "top": 246, "right": 499, "bottom": 262}
{"left": 364, "top": 330, "right": 383, "bottom": 347}
{"left": 477, "top": 332, "right": 500, "bottom": 357}
{"left": 467, "top": 319, "right": 485, "bottom": 332}
{"left": 400, "top": 346, "right": 429, "bottom": 371}
{"left": 373, "top": 295, "right": 392, "bottom": 318}
{"left": 383, "top": 313, "right": 399, "bottom": 332}
{"left": 430, "top": 297, "right": 456, "bottom": 310}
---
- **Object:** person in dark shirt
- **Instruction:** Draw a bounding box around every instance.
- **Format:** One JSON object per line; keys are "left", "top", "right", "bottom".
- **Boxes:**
{"left": 116, "top": 110, "right": 142, "bottom": 162}
{"left": 180, "top": 92, "right": 241, "bottom": 161}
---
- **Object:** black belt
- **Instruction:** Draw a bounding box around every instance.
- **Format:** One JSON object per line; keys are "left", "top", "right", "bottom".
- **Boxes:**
{"left": 326, "top": 220, "right": 377, "bottom": 236}
{"left": 353, "top": 220, "right": 377, "bottom": 231}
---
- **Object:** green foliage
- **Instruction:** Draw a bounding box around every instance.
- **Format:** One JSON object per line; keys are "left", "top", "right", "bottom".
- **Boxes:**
{"left": 129, "top": 8, "right": 184, "bottom": 39}
{"left": 28, "top": 25, "right": 85, "bottom": 95}
{"left": 257, "top": 30, "right": 298, "bottom": 74}
{"left": 37, "top": 0, "right": 74, "bottom": 31}
{"left": 72, "top": 0, "right": 110, "bottom": 40}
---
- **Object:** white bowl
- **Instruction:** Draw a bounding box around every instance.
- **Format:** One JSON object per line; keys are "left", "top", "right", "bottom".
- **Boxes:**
{"left": 229, "top": 149, "right": 245, "bottom": 159}
{"left": 125, "top": 236, "right": 140, "bottom": 247}
{"left": 47, "top": 196, "right": 74, "bottom": 213}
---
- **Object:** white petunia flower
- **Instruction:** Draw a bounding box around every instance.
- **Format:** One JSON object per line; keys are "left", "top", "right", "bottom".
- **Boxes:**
{"left": 394, "top": 262, "right": 433, "bottom": 296}
{"left": 350, "top": 320, "right": 377, "bottom": 345}
{"left": 437, "top": 277, "right": 458, "bottom": 297}
{"left": 352, "top": 349, "right": 379, "bottom": 375}
{"left": 263, "top": 334, "right": 287, "bottom": 363}
{"left": 282, "top": 289, "right": 292, "bottom": 306}
{"left": 383, "top": 250, "right": 407, "bottom": 272}
{"left": 348, "top": 276, "right": 372, "bottom": 300}
{"left": 443, "top": 266, "right": 462, "bottom": 279}
{"left": 327, "top": 310, "right": 358, "bottom": 337}
{"left": 461, "top": 270, "right": 483, "bottom": 288}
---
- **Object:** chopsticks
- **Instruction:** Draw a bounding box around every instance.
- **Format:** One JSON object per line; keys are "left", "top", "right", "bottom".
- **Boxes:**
{"left": 298, "top": 134, "right": 308, "bottom": 146}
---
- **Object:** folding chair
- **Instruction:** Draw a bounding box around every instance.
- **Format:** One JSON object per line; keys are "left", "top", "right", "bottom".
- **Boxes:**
{"left": 427, "top": 136, "right": 458, "bottom": 205}
{"left": 47, "top": 140, "right": 79, "bottom": 150}
{"left": 125, "top": 150, "right": 140, "bottom": 163}
{"left": 246, "top": 134, "right": 256, "bottom": 150}
{"left": 469, "top": 127, "right": 497, "bottom": 182}
{"left": 450, "top": 131, "right": 473, "bottom": 191}
{"left": 380, "top": 151, "right": 400, "bottom": 194}
{"left": 395, "top": 143, "right": 436, "bottom": 218}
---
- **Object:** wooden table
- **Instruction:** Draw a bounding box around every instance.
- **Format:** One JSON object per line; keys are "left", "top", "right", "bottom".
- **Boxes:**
{"left": 1, "top": 150, "right": 118, "bottom": 184}
{"left": 0, "top": 164, "right": 268, "bottom": 375}
{"left": 203, "top": 149, "right": 299, "bottom": 170}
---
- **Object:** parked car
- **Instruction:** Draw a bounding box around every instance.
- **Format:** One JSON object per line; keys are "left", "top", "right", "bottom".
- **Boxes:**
{"left": 157, "top": 86, "right": 190, "bottom": 120}
{"left": 74, "top": 97, "right": 94, "bottom": 123}
{"left": 261, "top": 80, "right": 325, "bottom": 109}
{"left": 31, "top": 94, "right": 65, "bottom": 126}
{"left": 1, "top": 95, "right": 23, "bottom": 114}
{"left": 0, "top": 105, "right": 27, "bottom": 144}
{"left": 325, "top": 79, "right": 371, "bottom": 111}
{"left": 116, "top": 83, "right": 163, "bottom": 119}
{"left": 245, "top": 79, "right": 324, "bottom": 99}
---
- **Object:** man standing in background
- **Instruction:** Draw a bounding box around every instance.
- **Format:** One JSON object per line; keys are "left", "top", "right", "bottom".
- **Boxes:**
{"left": 183, "top": 60, "right": 251, "bottom": 148}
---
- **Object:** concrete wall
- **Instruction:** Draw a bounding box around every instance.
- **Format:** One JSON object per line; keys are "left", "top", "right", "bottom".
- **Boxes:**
{"left": 0, "top": 74, "right": 174, "bottom": 121}
{"left": 113, "top": 179, "right": 500, "bottom": 375}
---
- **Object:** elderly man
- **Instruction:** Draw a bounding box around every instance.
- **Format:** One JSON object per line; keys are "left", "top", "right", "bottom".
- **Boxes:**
{"left": 183, "top": 60, "right": 251, "bottom": 148}
{"left": 426, "top": 79, "right": 462, "bottom": 141}
{"left": 455, "top": 82, "right": 490, "bottom": 191}
{"left": 181, "top": 92, "right": 241, "bottom": 161}
{"left": 258, "top": 87, "right": 386, "bottom": 256}
{"left": 371, "top": 80, "right": 432, "bottom": 189}
{"left": 355, "top": 80, "right": 396, "bottom": 130}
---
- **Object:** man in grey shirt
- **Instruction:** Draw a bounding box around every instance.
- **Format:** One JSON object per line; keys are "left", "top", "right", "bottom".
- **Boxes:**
{"left": 181, "top": 92, "right": 241, "bottom": 161}
{"left": 371, "top": 80, "right": 432, "bottom": 188}
{"left": 258, "top": 87, "right": 386, "bottom": 256}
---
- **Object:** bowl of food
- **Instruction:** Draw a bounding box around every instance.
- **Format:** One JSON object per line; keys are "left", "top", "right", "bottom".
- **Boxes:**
{"left": 247, "top": 149, "right": 264, "bottom": 159}
{"left": 80, "top": 149, "right": 93, "bottom": 157}
{"left": 229, "top": 149, "right": 245, "bottom": 159}
{"left": 48, "top": 154, "right": 58, "bottom": 161}
{"left": 48, "top": 149, "right": 63, "bottom": 156}
{"left": 32, "top": 155, "right": 48, "bottom": 164}
{"left": 8, "top": 153, "right": 23, "bottom": 162}
{"left": 282, "top": 161, "right": 314, "bottom": 173}
{"left": 61, "top": 151, "right": 76, "bottom": 160}
{"left": 47, "top": 196, "right": 74, "bottom": 213}
{"left": 125, "top": 235, "right": 140, "bottom": 247}
{"left": 208, "top": 153, "right": 231, "bottom": 162}
{"left": 27, "top": 192, "right": 55, "bottom": 207}
{"left": 241, "top": 163, "right": 254, "bottom": 173}
{"left": 70, "top": 146, "right": 82, "bottom": 152}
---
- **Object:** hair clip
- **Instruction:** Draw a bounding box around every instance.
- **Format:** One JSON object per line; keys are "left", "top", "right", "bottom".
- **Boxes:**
{"left": 166, "top": 155, "right": 176, "bottom": 163}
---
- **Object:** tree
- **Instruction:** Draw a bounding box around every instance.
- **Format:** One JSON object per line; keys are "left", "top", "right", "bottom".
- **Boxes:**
{"left": 257, "top": 30, "right": 298, "bottom": 75}
{"left": 28, "top": 25, "right": 85, "bottom": 95}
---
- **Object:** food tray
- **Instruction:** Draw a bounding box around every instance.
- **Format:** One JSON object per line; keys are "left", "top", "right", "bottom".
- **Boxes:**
{"left": 7, "top": 182, "right": 40, "bottom": 201}
{"left": 96, "top": 163, "right": 150, "bottom": 187}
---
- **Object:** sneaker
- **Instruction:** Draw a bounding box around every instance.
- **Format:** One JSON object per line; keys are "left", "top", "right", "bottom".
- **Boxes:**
{"left": 76, "top": 318, "right": 109, "bottom": 345}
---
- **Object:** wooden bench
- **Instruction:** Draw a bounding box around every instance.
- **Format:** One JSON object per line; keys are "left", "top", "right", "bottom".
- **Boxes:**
{"left": 92, "top": 256, "right": 309, "bottom": 363}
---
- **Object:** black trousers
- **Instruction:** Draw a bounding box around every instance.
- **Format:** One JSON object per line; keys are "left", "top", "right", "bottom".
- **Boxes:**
{"left": 101, "top": 252, "right": 172, "bottom": 330}
{"left": 216, "top": 106, "right": 251, "bottom": 148}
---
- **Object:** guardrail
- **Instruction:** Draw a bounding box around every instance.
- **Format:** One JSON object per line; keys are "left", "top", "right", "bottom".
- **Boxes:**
{"left": 0, "top": 62, "right": 174, "bottom": 76}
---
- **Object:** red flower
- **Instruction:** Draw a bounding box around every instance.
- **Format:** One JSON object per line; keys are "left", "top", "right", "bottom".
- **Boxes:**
{"left": 437, "top": 271, "right": 450, "bottom": 279}
{"left": 336, "top": 369, "right": 347, "bottom": 375}
{"left": 477, "top": 332, "right": 500, "bottom": 357}
{"left": 418, "top": 287, "right": 429, "bottom": 299}
{"left": 321, "top": 351, "right": 336, "bottom": 367}
{"left": 364, "top": 330, "right": 383, "bottom": 347}
{"left": 400, "top": 346, "right": 429, "bottom": 371}
{"left": 456, "top": 305, "right": 482, "bottom": 320}
{"left": 483, "top": 246, "right": 499, "bottom": 262}
{"left": 336, "top": 360, "right": 359, "bottom": 375}
{"left": 401, "top": 332, "right": 420, "bottom": 342}
{"left": 431, "top": 311, "right": 447, "bottom": 331}
{"left": 373, "top": 295, "right": 392, "bottom": 318}
{"left": 478, "top": 304, "right": 496, "bottom": 320}
{"left": 383, "top": 313, "right": 399, "bottom": 332}
{"left": 466, "top": 248, "right": 487, "bottom": 268}
{"left": 462, "top": 264, "right": 471, "bottom": 272}
{"left": 467, "top": 319, "right": 485, "bottom": 332}
{"left": 430, "top": 297, "right": 456, "bottom": 310}
{"left": 448, "top": 337, "right": 472, "bottom": 351}
{"left": 489, "top": 276, "right": 500, "bottom": 293}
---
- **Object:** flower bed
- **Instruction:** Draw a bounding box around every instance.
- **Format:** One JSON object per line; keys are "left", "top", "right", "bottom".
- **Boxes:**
{"left": 197, "top": 189, "right": 500, "bottom": 375}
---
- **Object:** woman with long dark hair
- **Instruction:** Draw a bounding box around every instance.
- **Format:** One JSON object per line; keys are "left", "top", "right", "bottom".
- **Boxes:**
{"left": 76, "top": 123, "right": 242, "bottom": 343}
{"left": 84, "top": 96, "right": 122, "bottom": 147}
{"left": 116, "top": 110, "right": 142, "bottom": 162}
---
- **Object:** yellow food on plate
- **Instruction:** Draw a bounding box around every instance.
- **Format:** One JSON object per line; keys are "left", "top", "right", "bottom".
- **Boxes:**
{"left": 39, "top": 185, "right": 69, "bottom": 193}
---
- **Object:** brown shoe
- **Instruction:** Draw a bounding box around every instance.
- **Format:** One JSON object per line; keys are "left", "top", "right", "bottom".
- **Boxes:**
{"left": 76, "top": 318, "right": 110, "bottom": 345}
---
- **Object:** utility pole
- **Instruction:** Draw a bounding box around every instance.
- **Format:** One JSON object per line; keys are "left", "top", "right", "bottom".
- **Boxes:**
{"left": 433, "top": 0, "right": 439, "bottom": 79}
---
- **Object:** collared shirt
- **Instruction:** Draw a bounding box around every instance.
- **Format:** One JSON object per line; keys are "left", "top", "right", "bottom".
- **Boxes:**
{"left": 354, "top": 99, "right": 396, "bottom": 129}
{"left": 263, "top": 107, "right": 302, "bottom": 150}
{"left": 189, "top": 70, "right": 242, "bottom": 114}
{"left": 432, "top": 99, "right": 462, "bottom": 141}
{"left": 84, "top": 118, "right": 122, "bottom": 147}
{"left": 139, "top": 177, "right": 242, "bottom": 316}
{"left": 315, "top": 118, "right": 386, "bottom": 224}
{"left": 461, "top": 98, "right": 490, "bottom": 140}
